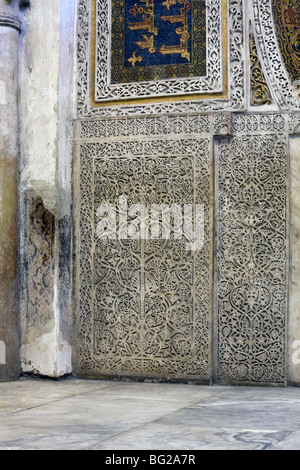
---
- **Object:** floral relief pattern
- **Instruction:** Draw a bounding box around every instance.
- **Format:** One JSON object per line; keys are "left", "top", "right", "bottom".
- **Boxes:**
{"left": 75, "top": 138, "right": 213, "bottom": 382}
{"left": 216, "top": 132, "right": 288, "bottom": 385}
{"left": 74, "top": 113, "right": 293, "bottom": 385}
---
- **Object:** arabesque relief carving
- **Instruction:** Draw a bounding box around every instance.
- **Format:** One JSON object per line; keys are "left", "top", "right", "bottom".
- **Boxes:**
{"left": 73, "top": 136, "right": 213, "bottom": 382}
{"left": 216, "top": 117, "right": 288, "bottom": 385}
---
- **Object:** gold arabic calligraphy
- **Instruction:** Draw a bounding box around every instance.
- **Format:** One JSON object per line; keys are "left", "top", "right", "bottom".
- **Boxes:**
{"left": 128, "top": 0, "right": 191, "bottom": 66}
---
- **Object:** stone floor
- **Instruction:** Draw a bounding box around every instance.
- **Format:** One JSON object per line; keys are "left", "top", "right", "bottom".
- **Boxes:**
{"left": 0, "top": 376, "right": 299, "bottom": 450}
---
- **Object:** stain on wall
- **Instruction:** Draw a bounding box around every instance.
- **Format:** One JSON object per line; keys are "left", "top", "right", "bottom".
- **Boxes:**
{"left": 24, "top": 190, "right": 55, "bottom": 338}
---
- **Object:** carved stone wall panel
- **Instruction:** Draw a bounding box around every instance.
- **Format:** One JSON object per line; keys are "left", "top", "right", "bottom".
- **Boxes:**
{"left": 73, "top": 136, "right": 213, "bottom": 382}
{"left": 215, "top": 123, "right": 288, "bottom": 385}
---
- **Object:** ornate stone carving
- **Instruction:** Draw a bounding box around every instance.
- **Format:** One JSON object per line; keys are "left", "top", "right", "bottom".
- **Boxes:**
{"left": 73, "top": 0, "right": 295, "bottom": 387}
{"left": 77, "top": 113, "right": 232, "bottom": 139}
{"left": 215, "top": 118, "right": 288, "bottom": 385}
{"left": 250, "top": 33, "right": 271, "bottom": 106}
{"left": 251, "top": 0, "right": 300, "bottom": 111}
{"left": 73, "top": 135, "right": 213, "bottom": 382}
{"left": 19, "top": 0, "right": 30, "bottom": 8}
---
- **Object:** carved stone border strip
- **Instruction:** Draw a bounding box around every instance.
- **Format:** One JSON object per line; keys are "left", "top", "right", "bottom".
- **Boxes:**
{"left": 232, "top": 112, "right": 300, "bottom": 135}
{"left": 95, "top": 0, "right": 223, "bottom": 101}
{"left": 251, "top": 0, "right": 300, "bottom": 111}
{"left": 74, "top": 112, "right": 300, "bottom": 142}
{"left": 74, "top": 113, "right": 232, "bottom": 140}
{"left": 76, "top": 0, "right": 246, "bottom": 116}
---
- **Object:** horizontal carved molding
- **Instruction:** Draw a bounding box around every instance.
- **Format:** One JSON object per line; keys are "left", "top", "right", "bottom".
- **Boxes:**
{"left": 0, "top": 13, "right": 21, "bottom": 31}
{"left": 232, "top": 112, "right": 300, "bottom": 135}
{"left": 74, "top": 113, "right": 233, "bottom": 141}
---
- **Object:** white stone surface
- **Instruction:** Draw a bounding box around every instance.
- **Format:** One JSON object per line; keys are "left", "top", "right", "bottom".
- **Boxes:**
{"left": 0, "top": 80, "right": 6, "bottom": 105}
{"left": 0, "top": 340, "right": 6, "bottom": 365}
{"left": 0, "top": 378, "right": 300, "bottom": 450}
{"left": 20, "top": 324, "right": 57, "bottom": 377}
{"left": 289, "top": 136, "right": 300, "bottom": 385}
{"left": 20, "top": 0, "right": 59, "bottom": 214}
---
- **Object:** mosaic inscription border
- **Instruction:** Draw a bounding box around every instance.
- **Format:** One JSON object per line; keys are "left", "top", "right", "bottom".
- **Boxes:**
{"left": 76, "top": 0, "right": 246, "bottom": 116}
{"left": 95, "top": 0, "right": 223, "bottom": 101}
{"left": 110, "top": 0, "right": 207, "bottom": 84}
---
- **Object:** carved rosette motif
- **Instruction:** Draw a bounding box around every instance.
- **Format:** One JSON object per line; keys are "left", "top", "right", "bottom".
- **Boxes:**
{"left": 74, "top": 136, "right": 213, "bottom": 382}
{"left": 215, "top": 115, "right": 288, "bottom": 385}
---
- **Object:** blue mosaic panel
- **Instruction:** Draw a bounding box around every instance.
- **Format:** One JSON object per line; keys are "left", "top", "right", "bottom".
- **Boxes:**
{"left": 124, "top": 0, "right": 193, "bottom": 67}
{"left": 111, "top": 0, "right": 206, "bottom": 84}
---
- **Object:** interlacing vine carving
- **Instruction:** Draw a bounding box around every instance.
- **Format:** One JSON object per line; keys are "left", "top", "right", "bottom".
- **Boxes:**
{"left": 216, "top": 131, "right": 288, "bottom": 385}
{"left": 250, "top": 33, "right": 271, "bottom": 106}
{"left": 75, "top": 138, "right": 213, "bottom": 381}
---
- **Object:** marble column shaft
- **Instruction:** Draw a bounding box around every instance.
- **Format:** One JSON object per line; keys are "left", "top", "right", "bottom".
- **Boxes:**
{"left": 0, "top": 1, "right": 21, "bottom": 381}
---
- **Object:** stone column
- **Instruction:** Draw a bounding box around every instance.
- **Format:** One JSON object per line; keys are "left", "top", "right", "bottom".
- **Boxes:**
{"left": 0, "top": 0, "right": 21, "bottom": 381}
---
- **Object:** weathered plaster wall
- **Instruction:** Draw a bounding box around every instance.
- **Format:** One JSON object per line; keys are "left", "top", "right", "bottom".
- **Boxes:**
{"left": 19, "top": 0, "right": 75, "bottom": 377}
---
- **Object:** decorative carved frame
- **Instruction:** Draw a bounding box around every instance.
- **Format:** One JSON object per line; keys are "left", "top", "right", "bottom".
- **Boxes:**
{"left": 94, "top": 0, "right": 223, "bottom": 102}
{"left": 72, "top": 117, "right": 220, "bottom": 382}
{"left": 76, "top": 0, "right": 247, "bottom": 117}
